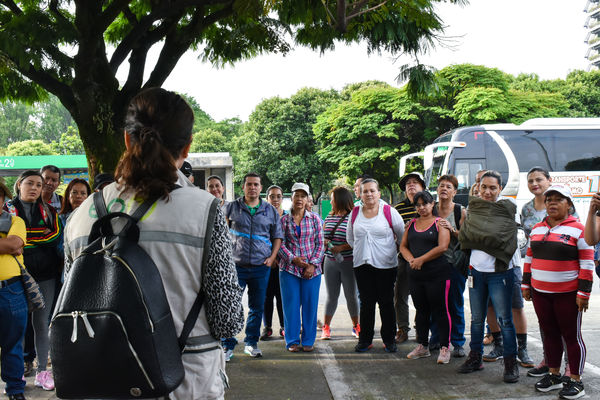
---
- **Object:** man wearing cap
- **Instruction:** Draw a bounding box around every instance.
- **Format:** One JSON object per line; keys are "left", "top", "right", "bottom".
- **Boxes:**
{"left": 93, "top": 173, "right": 114, "bottom": 192}
{"left": 40, "top": 165, "right": 63, "bottom": 211}
{"left": 222, "top": 172, "right": 283, "bottom": 360}
{"left": 393, "top": 171, "right": 426, "bottom": 343}
{"left": 0, "top": 180, "right": 28, "bottom": 400}
{"left": 179, "top": 161, "right": 195, "bottom": 184}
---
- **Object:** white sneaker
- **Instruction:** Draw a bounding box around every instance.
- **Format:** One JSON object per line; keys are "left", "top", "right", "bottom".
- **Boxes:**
{"left": 34, "top": 370, "right": 55, "bottom": 391}
{"left": 224, "top": 348, "right": 234, "bottom": 362}
{"left": 244, "top": 345, "right": 263, "bottom": 358}
{"left": 437, "top": 346, "right": 451, "bottom": 364}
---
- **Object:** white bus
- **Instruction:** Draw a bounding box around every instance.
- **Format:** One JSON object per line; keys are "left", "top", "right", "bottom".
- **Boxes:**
{"left": 400, "top": 118, "right": 600, "bottom": 225}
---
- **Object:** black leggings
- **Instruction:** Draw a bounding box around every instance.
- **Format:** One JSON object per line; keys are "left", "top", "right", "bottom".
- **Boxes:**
{"left": 263, "top": 267, "right": 284, "bottom": 329}
{"left": 410, "top": 277, "right": 451, "bottom": 348}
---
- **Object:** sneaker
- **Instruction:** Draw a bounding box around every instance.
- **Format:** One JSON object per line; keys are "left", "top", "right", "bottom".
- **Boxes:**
{"left": 355, "top": 342, "right": 373, "bottom": 353}
{"left": 395, "top": 327, "right": 409, "bottom": 344}
{"left": 7, "top": 394, "right": 26, "bottom": 400}
{"left": 517, "top": 346, "right": 535, "bottom": 368}
{"left": 34, "top": 370, "right": 55, "bottom": 391}
{"left": 23, "top": 361, "right": 33, "bottom": 377}
{"left": 244, "top": 345, "right": 263, "bottom": 358}
{"left": 224, "top": 348, "right": 234, "bottom": 362}
{"left": 503, "top": 355, "right": 519, "bottom": 383}
{"left": 527, "top": 364, "right": 550, "bottom": 377}
{"left": 279, "top": 328, "right": 285, "bottom": 337}
{"left": 321, "top": 324, "right": 331, "bottom": 340}
{"left": 351, "top": 324, "right": 360, "bottom": 338}
{"left": 287, "top": 344, "right": 301, "bottom": 352}
{"left": 535, "top": 374, "right": 564, "bottom": 392}
{"left": 383, "top": 342, "right": 397, "bottom": 353}
{"left": 260, "top": 327, "right": 273, "bottom": 341}
{"left": 457, "top": 351, "right": 484, "bottom": 374}
{"left": 452, "top": 345, "right": 466, "bottom": 358}
{"left": 483, "top": 344, "right": 503, "bottom": 362}
{"left": 407, "top": 344, "right": 431, "bottom": 359}
{"left": 429, "top": 342, "right": 441, "bottom": 351}
{"left": 559, "top": 378, "right": 585, "bottom": 399}
{"left": 437, "top": 346, "right": 451, "bottom": 364}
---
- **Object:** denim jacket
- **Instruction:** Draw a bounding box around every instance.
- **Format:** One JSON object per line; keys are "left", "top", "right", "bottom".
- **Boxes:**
{"left": 225, "top": 197, "right": 284, "bottom": 266}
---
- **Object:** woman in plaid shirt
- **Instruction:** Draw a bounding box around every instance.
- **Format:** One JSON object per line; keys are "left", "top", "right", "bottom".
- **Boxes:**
{"left": 278, "top": 183, "right": 324, "bottom": 352}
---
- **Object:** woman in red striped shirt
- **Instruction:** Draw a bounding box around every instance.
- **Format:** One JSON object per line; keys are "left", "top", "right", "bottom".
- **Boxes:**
{"left": 521, "top": 184, "right": 594, "bottom": 399}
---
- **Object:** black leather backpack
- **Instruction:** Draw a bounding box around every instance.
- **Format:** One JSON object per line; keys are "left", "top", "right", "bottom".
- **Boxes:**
{"left": 50, "top": 192, "right": 204, "bottom": 399}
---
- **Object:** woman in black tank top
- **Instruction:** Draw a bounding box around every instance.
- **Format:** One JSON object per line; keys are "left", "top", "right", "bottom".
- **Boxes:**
{"left": 400, "top": 191, "right": 453, "bottom": 365}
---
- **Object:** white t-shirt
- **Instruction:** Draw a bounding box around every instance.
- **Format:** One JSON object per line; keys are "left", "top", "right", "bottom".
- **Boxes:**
{"left": 470, "top": 196, "right": 521, "bottom": 273}
{"left": 347, "top": 203, "right": 405, "bottom": 269}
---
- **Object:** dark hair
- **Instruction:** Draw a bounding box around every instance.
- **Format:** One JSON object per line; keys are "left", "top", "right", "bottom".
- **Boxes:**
{"left": 357, "top": 173, "right": 372, "bottom": 181}
{"left": 60, "top": 178, "right": 92, "bottom": 215}
{"left": 266, "top": 185, "right": 282, "bottom": 195}
{"left": 360, "top": 178, "right": 379, "bottom": 190}
{"left": 207, "top": 175, "right": 224, "bottom": 186}
{"left": 413, "top": 191, "right": 434, "bottom": 205}
{"left": 481, "top": 170, "right": 502, "bottom": 186}
{"left": 242, "top": 172, "right": 261, "bottom": 185}
{"left": 115, "top": 88, "right": 194, "bottom": 200}
{"left": 329, "top": 186, "right": 354, "bottom": 214}
{"left": 40, "top": 165, "right": 61, "bottom": 180}
{"left": 438, "top": 174, "right": 458, "bottom": 190}
{"left": 15, "top": 170, "right": 43, "bottom": 201}
{"left": 527, "top": 166, "right": 550, "bottom": 180}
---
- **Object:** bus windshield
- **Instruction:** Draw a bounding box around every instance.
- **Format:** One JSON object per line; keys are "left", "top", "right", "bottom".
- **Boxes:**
{"left": 426, "top": 146, "right": 449, "bottom": 191}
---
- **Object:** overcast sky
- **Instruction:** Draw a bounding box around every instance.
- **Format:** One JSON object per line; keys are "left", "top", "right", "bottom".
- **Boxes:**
{"left": 138, "top": 1, "right": 591, "bottom": 121}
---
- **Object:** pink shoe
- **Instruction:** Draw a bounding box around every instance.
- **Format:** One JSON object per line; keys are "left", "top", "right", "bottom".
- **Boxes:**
{"left": 34, "top": 370, "right": 55, "bottom": 391}
{"left": 352, "top": 324, "right": 360, "bottom": 338}
{"left": 407, "top": 344, "right": 431, "bottom": 359}
{"left": 321, "top": 324, "right": 331, "bottom": 340}
{"left": 437, "top": 346, "right": 451, "bottom": 364}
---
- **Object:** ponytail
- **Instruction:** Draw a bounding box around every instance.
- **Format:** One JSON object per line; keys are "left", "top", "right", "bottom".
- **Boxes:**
{"left": 115, "top": 88, "right": 194, "bottom": 201}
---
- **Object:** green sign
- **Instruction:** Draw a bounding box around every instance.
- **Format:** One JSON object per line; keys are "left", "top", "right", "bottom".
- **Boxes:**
{"left": 0, "top": 155, "right": 88, "bottom": 170}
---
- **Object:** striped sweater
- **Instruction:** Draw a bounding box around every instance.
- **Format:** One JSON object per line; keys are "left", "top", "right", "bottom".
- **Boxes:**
{"left": 522, "top": 215, "right": 594, "bottom": 299}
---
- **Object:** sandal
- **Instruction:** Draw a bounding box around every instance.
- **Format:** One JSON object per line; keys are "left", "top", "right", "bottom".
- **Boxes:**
{"left": 483, "top": 333, "right": 494, "bottom": 346}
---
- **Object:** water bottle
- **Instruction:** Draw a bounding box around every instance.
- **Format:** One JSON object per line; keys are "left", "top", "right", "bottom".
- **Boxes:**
{"left": 328, "top": 242, "right": 344, "bottom": 263}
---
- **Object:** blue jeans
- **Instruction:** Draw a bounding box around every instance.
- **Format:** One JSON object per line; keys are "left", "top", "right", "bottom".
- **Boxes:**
{"left": 222, "top": 265, "right": 271, "bottom": 349}
{"left": 279, "top": 271, "right": 322, "bottom": 347}
{"left": 0, "top": 279, "right": 28, "bottom": 395}
{"left": 469, "top": 268, "right": 517, "bottom": 357}
{"left": 430, "top": 266, "right": 466, "bottom": 347}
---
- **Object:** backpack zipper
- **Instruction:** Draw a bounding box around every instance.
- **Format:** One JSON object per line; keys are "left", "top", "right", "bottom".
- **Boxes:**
{"left": 54, "top": 310, "right": 155, "bottom": 390}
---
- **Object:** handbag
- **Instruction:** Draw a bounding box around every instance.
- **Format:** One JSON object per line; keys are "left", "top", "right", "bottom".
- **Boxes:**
{"left": 14, "top": 256, "right": 45, "bottom": 312}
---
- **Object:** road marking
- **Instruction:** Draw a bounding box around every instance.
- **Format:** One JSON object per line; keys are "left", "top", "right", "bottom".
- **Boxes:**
{"left": 528, "top": 335, "right": 600, "bottom": 377}
{"left": 315, "top": 341, "right": 354, "bottom": 400}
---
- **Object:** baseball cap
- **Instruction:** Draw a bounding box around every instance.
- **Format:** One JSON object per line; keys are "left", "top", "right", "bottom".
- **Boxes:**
{"left": 179, "top": 161, "right": 193, "bottom": 177}
{"left": 291, "top": 182, "right": 310, "bottom": 197}
{"left": 399, "top": 172, "right": 426, "bottom": 192}
{"left": 543, "top": 184, "right": 574, "bottom": 204}
{"left": 93, "top": 173, "right": 114, "bottom": 191}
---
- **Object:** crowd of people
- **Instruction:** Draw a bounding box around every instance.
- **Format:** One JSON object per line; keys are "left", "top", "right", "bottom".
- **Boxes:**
{"left": 0, "top": 88, "right": 598, "bottom": 400}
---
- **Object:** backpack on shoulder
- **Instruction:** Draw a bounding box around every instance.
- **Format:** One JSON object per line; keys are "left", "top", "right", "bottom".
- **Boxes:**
{"left": 50, "top": 192, "right": 205, "bottom": 399}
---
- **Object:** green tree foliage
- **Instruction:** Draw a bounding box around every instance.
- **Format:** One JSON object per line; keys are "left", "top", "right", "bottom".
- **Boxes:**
{"left": 53, "top": 126, "right": 85, "bottom": 155}
{"left": 560, "top": 70, "right": 600, "bottom": 117}
{"left": 0, "top": 0, "right": 459, "bottom": 178}
{"left": 35, "top": 95, "right": 75, "bottom": 142}
{"left": 234, "top": 87, "right": 341, "bottom": 194}
{"left": 0, "top": 101, "right": 36, "bottom": 146}
{"left": 190, "top": 128, "right": 229, "bottom": 153}
{"left": 5, "top": 140, "right": 56, "bottom": 156}
{"left": 314, "top": 85, "right": 437, "bottom": 192}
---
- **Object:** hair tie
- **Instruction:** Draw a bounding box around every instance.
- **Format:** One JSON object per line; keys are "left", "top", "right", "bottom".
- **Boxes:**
{"left": 139, "top": 126, "right": 163, "bottom": 144}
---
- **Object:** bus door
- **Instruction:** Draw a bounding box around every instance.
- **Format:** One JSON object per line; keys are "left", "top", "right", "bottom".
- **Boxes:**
{"left": 451, "top": 158, "right": 485, "bottom": 206}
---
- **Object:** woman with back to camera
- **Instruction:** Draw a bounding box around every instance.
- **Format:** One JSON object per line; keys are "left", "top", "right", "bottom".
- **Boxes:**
{"left": 4, "top": 170, "right": 63, "bottom": 391}
{"left": 400, "top": 191, "right": 452, "bottom": 364}
{"left": 347, "top": 178, "right": 404, "bottom": 353}
{"left": 320, "top": 186, "right": 360, "bottom": 340}
{"left": 522, "top": 184, "right": 593, "bottom": 399}
{"left": 63, "top": 88, "right": 243, "bottom": 399}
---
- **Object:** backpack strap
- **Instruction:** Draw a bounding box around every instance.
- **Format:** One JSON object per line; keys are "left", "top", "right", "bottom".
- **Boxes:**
{"left": 453, "top": 203, "right": 462, "bottom": 229}
{"left": 351, "top": 206, "right": 360, "bottom": 225}
{"left": 178, "top": 196, "right": 220, "bottom": 351}
{"left": 383, "top": 204, "right": 393, "bottom": 229}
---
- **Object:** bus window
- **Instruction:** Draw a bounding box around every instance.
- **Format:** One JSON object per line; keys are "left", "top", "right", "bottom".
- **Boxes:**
{"left": 500, "top": 131, "right": 552, "bottom": 172}
{"left": 453, "top": 159, "right": 484, "bottom": 206}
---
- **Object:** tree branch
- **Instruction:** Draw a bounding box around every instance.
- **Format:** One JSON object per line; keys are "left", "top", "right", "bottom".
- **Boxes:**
{"left": 99, "top": 0, "right": 132, "bottom": 32}
{"left": 0, "top": 0, "right": 22, "bottom": 15}
{"left": 49, "top": 0, "right": 71, "bottom": 26}
{"left": 320, "top": 0, "right": 337, "bottom": 25}
{"left": 143, "top": 3, "right": 234, "bottom": 88}
{"left": 346, "top": 1, "right": 387, "bottom": 21}
{"left": 122, "top": 6, "right": 138, "bottom": 25}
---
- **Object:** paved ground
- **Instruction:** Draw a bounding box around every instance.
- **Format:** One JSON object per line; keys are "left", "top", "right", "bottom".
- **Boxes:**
{"left": 13, "top": 286, "right": 600, "bottom": 399}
